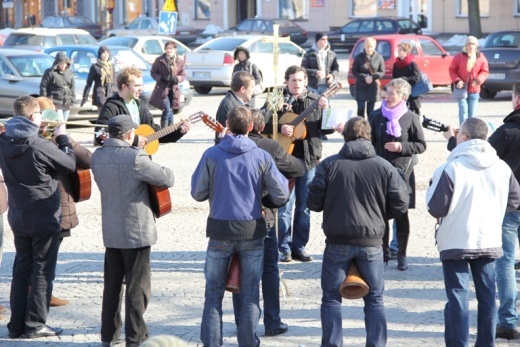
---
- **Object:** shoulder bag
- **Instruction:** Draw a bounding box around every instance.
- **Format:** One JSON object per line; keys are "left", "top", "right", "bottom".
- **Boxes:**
{"left": 411, "top": 70, "right": 433, "bottom": 98}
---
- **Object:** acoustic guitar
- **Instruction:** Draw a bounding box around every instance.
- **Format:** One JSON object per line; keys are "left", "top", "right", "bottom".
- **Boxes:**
{"left": 70, "top": 166, "right": 92, "bottom": 203}
{"left": 135, "top": 111, "right": 205, "bottom": 156}
{"left": 269, "top": 82, "right": 342, "bottom": 154}
{"left": 148, "top": 185, "right": 172, "bottom": 218}
{"left": 202, "top": 114, "right": 225, "bottom": 133}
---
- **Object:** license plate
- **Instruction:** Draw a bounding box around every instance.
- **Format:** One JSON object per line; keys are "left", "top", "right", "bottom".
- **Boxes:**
{"left": 488, "top": 73, "right": 505, "bottom": 79}
{"left": 193, "top": 72, "right": 210, "bottom": 78}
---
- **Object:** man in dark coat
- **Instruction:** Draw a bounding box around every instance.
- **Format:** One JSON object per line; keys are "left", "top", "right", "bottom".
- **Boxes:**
{"left": 95, "top": 66, "right": 190, "bottom": 147}
{"left": 40, "top": 52, "right": 75, "bottom": 122}
{"left": 301, "top": 32, "right": 339, "bottom": 95}
{"left": 307, "top": 117, "right": 408, "bottom": 347}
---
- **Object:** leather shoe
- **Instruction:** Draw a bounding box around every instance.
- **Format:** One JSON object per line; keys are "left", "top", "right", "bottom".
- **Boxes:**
{"left": 8, "top": 331, "right": 23, "bottom": 339}
{"left": 496, "top": 325, "right": 520, "bottom": 340}
{"left": 292, "top": 250, "right": 313, "bottom": 262}
{"left": 24, "top": 325, "right": 63, "bottom": 338}
{"left": 50, "top": 295, "right": 69, "bottom": 307}
{"left": 265, "top": 322, "right": 288, "bottom": 336}
{"left": 279, "top": 252, "right": 292, "bottom": 262}
{"left": 397, "top": 255, "right": 408, "bottom": 271}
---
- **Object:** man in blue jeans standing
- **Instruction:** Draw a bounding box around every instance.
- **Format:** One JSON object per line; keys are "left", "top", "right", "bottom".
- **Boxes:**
{"left": 307, "top": 117, "right": 408, "bottom": 346}
{"left": 427, "top": 118, "right": 520, "bottom": 347}
{"left": 191, "top": 106, "right": 289, "bottom": 347}
{"left": 488, "top": 82, "right": 520, "bottom": 340}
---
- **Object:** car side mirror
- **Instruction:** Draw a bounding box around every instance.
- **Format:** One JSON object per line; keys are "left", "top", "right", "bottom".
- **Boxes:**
{"left": 1, "top": 74, "right": 21, "bottom": 82}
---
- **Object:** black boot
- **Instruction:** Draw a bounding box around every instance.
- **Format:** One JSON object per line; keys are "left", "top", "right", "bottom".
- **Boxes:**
{"left": 396, "top": 213, "right": 410, "bottom": 271}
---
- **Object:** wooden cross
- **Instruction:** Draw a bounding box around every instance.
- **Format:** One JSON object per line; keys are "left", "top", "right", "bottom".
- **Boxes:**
{"left": 262, "top": 24, "right": 291, "bottom": 141}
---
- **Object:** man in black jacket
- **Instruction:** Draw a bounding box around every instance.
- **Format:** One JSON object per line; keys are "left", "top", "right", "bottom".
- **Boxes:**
{"left": 0, "top": 96, "right": 76, "bottom": 339}
{"left": 301, "top": 32, "right": 339, "bottom": 95}
{"left": 307, "top": 117, "right": 408, "bottom": 347}
{"left": 95, "top": 66, "right": 190, "bottom": 147}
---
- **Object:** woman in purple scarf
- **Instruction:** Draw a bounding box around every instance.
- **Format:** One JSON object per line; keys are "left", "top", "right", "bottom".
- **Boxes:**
{"left": 369, "top": 78, "right": 427, "bottom": 271}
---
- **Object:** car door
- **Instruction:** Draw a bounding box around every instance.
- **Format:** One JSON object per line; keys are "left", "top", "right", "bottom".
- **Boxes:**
{"left": 417, "top": 37, "right": 453, "bottom": 86}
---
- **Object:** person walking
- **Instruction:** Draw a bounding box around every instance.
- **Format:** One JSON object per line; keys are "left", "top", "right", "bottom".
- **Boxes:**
{"left": 352, "top": 37, "right": 384, "bottom": 118}
{"left": 301, "top": 32, "right": 339, "bottom": 95}
{"left": 232, "top": 46, "right": 261, "bottom": 107}
{"left": 427, "top": 117, "right": 520, "bottom": 347}
{"left": 81, "top": 46, "right": 115, "bottom": 112}
{"left": 191, "top": 106, "right": 289, "bottom": 347}
{"left": 449, "top": 36, "right": 489, "bottom": 125}
{"left": 369, "top": 78, "right": 426, "bottom": 271}
{"left": 150, "top": 41, "right": 186, "bottom": 128}
{"left": 488, "top": 82, "right": 520, "bottom": 340}
{"left": 40, "top": 52, "right": 75, "bottom": 122}
{"left": 1, "top": 96, "right": 75, "bottom": 339}
{"left": 308, "top": 117, "right": 409, "bottom": 347}
{"left": 392, "top": 42, "right": 421, "bottom": 115}
{"left": 92, "top": 115, "right": 175, "bottom": 347}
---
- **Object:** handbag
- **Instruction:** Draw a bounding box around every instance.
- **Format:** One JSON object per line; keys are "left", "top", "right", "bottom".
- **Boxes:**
{"left": 453, "top": 84, "right": 468, "bottom": 99}
{"left": 411, "top": 71, "right": 433, "bottom": 98}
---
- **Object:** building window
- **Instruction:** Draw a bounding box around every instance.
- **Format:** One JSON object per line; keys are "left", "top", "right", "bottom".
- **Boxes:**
{"left": 195, "top": 0, "right": 211, "bottom": 19}
{"left": 457, "top": 0, "right": 489, "bottom": 17}
{"left": 280, "top": 0, "right": 309, "bottom": 20}
{"left": 350, "top": 0, "right": 377, "bottom": 17}
{"left": 516, "top": 0, "right": 520, "bottom": 14}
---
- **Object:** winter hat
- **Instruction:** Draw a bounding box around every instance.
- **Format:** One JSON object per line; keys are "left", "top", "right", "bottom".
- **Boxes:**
{"left": 315, "top": 32, "right": 327, "bottom": 42}
{"left": 465, "top": 36, "right": 479, "bottom": 46}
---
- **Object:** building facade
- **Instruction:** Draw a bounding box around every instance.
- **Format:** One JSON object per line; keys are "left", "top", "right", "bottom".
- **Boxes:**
{"left": 3, "top": 0, "right": 520, "bottom": 36}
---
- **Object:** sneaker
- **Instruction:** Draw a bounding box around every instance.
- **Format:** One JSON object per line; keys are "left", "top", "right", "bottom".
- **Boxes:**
{"left": 496, "top": 325, "right": 520, "bottom": 340}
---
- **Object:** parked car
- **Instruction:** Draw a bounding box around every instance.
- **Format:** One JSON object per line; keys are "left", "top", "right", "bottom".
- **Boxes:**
{"left": 328, "top": 17, "right": 422, "bottom": 52}
{"left": 2, "top": 28, "right": 98, "bottom": 52}
{"left": 99, "top": 35, "right": 190, "bottom": 64}
{"left": 217, "top": 18, "right": 308, "bottom": 45}
{"left": 40, "top": 15, "right": 103, "bottom": 40}
{"left": 45, "top": 45, "right": 193, "bottom": 114}
{"left": 185, "top": 35, "right": 306, "bottom": 94}
{"left": 479, "top": 31, "right": 520, "bottom": 99}
{"left": 0, "top": 48, "right": 90, "bottom": 118}
{"left": 106, "top": 16, "right": 202, "bottom": 45}
{"left": 347, "top": 34, "right": 453, "bottom": 98}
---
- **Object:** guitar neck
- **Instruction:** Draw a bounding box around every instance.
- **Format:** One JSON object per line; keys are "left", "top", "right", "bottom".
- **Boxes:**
{"left": 146, "top": 122, "right": 183, "bottom": 142}
{"left": 287, "top": 101, "right": 319, "bottom": 126}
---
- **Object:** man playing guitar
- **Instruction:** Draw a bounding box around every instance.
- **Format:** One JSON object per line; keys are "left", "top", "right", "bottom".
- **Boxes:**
{"left": 262, "top": 65, "right": 343, "bottom": 263}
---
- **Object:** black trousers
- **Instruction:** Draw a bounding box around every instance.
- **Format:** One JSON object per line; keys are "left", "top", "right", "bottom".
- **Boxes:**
{"left": 101, "top": 246, "right": 151, "bottom": 347}
{"left": 8, "top": 230, "right": 60, "bottom": 335}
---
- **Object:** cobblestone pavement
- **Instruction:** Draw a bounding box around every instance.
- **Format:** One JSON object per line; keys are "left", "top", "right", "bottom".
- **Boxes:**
{"left": 1, "top": 69, "right": 519, "bottom": 346}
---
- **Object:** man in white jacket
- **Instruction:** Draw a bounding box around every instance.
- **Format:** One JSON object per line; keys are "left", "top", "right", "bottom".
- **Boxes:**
{"left": 426, "top": 117, "right": 520, "bottom": 347}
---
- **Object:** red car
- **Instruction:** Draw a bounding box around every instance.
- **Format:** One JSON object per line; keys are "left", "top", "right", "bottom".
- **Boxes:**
{"left": 348, "top": 34, "right": 453, "bottom": 97}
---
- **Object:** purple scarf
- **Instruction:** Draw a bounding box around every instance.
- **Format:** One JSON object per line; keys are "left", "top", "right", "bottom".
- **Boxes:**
{"left": 381, "top": 100, "right": 408, "bottom": 137}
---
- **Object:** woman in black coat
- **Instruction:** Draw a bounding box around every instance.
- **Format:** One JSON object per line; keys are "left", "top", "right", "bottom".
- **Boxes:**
{"left": 40, "top": 52, "right": 75, "bottom": 122}
{"left": 150, "top": 41, "right": 186, "bottom": 128}
{"left": 392, "top": 42, "right": 421, "bottom": 115}
{"left": 369, "top": 78, "right": 426, "bottom": 271}
{"left": 352, "top": 37, "right": 385, "bottom": 118}
{"left": 81, "top": 46, "right": 115, "bottom": 111}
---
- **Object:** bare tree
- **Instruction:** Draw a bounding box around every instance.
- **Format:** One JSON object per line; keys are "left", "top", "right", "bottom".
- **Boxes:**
{"left": 468, "top": 0, "right": 483, "bottom": 38}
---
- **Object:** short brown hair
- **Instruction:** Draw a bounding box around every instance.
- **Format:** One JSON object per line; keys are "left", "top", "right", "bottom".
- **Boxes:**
{"left": 116, "top": 66, "right": 143, "bottom": 90}
{"left": 164, "top": 40, "right": 177, "bottom": 50}
{"left": 284, "top": 65, "right": 307, "bottom": 81}
{"left": 230, "top": 71, "right": 254, "bottom": 92}
{"left": 13, "top": 96, "right": 39, "bottom": 118}
{"left": 251, "top": 108, "right": 265, "bottom": 132}
{"left": 342, "top": 117, "right": 372, "bottom": 142}
{"left": 398, "top": 42, "right": 412, "bottom": 53}
{"left": 36, "top": 96, "right": 55, "bottom": 111}
{"left": 227, "top": 106, "right": 252, "bottom": 135}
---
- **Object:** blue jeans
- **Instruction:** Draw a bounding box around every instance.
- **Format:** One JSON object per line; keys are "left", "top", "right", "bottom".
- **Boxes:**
{"left": 161, "top": 93, "right": 174, "bottom": 129}
{"left": 457, "top": 92, "right": 479, "bottom": 125}
{"left": 389, "top": 220, "right": 398, "bottom": 253}
{"left": 56, "top": 109, "right": 70, "bottom": 122}
{"left": 201, "top": 238, "right": 264, "bottom": 347}
{"left": 496, "top": 211, "right": 520, "bottom": 329}
{"left": 321, "top": 244, "right": 387, "bottom": 347}
{"left": 233, "top": 226, "right": 282, "bottom": 331}
{"left": 442, "top": 257, "right": 496, "bottom": 347}
{"left": 278, "top": 166, "right": 315, "bottom": 254}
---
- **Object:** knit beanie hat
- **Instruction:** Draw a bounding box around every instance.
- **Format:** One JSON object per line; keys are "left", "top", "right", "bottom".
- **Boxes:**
{"left": 315, "top": 32, "right": 327, "bottom": 42}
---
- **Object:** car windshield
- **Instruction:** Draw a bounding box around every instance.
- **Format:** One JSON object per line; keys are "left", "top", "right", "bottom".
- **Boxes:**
{"left": 100, "top": 36, "right": 138, "bottom": 48}
{"left": 9, "top": 55, "right": 53, "bottom": 77}
{"left": 197, "top": 38, "right": 248, "bottom": 51}
{"left": 4, "top": 33, "right": 42, "bottom": 46}
{"left": 75, "top": 34, "right": 98, "bottom": 45}
{"left": 112, "top": 49, "right": 149, "bottom": 72}
{"left": 484, "top": 32, "right": 520, "bottom": 48}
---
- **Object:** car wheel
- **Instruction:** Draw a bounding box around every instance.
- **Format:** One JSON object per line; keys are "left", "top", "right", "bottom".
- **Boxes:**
{"left": 479, "top": 86, "right": 497, "bottom": 99}
{"left": 194, "top": 86, "right": 212, "bottom": 94}
{"left": 349, "top": 84, "right": 356, "bottom": 98}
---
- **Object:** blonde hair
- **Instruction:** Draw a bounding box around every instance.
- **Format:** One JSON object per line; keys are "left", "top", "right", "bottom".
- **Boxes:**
{"left": 364, "top": 37, "right": 376, "bottom": 49}
{"left": 36, "top": 96, "right": 55, "bottom": 111}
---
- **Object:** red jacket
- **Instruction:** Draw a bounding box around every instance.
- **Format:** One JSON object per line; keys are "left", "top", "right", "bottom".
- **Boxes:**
{"left": 449, "top": 51, "right": 489, "bottom": 94}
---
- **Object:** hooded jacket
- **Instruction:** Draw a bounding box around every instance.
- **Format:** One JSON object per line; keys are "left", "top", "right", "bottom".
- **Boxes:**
{"left": 301, "top": 43, "right": 339, "bottom": 90}
{"left": 426, "top": 139, "right": 520, "bottom": 260}
{"left": 40, "top": 52, "right": 76, "bottom": 110}
{"left": 308, "top": 139, "right": 408, "bottom": 246}
{"left": 0, "top": 116, "right": 76, "bottom": 235}
{"left": 232, "top": 46, "right": 262, "bottom": 87}
{"left": 191, "top": 134, "right": 289, "bottom": 241}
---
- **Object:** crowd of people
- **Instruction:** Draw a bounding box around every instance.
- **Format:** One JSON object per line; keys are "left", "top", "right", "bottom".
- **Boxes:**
{"left": 0, "top": 31, "right": 518, "bottom": 347}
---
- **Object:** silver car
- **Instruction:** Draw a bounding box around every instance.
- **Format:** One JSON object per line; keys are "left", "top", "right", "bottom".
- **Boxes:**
{"left": 185, "top": 35, "right": 306, "bottom": 94}
{"left": 0, "top": 49, "right": 89, "bottom": 118}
